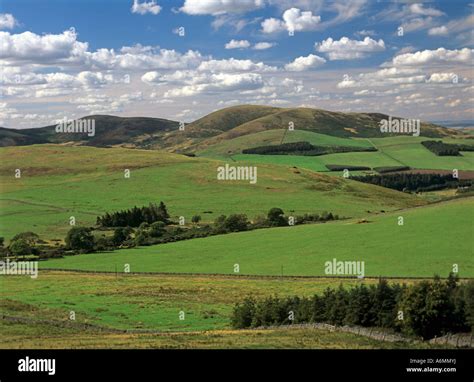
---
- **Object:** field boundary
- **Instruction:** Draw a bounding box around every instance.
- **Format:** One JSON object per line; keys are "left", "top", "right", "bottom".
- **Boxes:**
{"left": 2, "top": 314, "right": 471, "bottom": 348}
{"left": 36, "top": 268, "right": 474, "bottom": 280}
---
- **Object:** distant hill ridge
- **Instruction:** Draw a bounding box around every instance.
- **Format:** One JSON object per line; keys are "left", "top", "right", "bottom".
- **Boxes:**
{"left": 0, "top": 105, "right": 466, "bottom": 150}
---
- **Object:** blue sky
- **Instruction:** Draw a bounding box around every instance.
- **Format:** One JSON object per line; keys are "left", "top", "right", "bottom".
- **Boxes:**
{"left": 0, "top": 0, "right": 472, "bottom": 128}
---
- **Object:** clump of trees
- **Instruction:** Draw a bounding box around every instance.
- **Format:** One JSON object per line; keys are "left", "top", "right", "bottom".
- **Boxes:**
{"left": 214, "top": 214, "right": 250, "bottom": 233}
{"left": 374, "top": 166, "right": 410, "bottom": 173}
{"left": 231, "top": 275, "right": 474, "bottom": 340}
{"left": 326, "top": 165, "right": 371, "bottom": 171}
{"left": 96, "top": 202, "right": 170, "bottom": 227}
{"left": 242, "top": 141, "right": 376, "bottom": 156}
{"left": 351, "top": 173, "right": 472, "bottom": 192}
{"left": 65, "top": 227, "right": 95, "bottom": 253}
{"left": 422, "top": 141, "right": 474, "bottom": 156}
{"left": 265, "top": 208, "right": 338, "bottom": 227}
{"left": 0, "top": 231, "right": 65, "bottom": 260}
{"left": 1, "top": 205, "right": 342, "bottom": 260}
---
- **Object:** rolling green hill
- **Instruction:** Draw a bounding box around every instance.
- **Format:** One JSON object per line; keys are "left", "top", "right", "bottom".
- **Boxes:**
{"left": 197, "top": 129, "right": 373, "bottom": 159}
{"left": 0, "top": 144, "right": 425, "bottom": 241}
{"left": 1, "top": 105, "right": 466, "bottom": 151}
{"left": 40, "top": 198, "right": 474, "bottom": 278}
{"left": 198, "top": 131, "right": 474, "bottom": 173}
{"left": 185, "top": 106, "right": 463, "bottom": 152}
{"left": 0, "top": 115, "right": 179, "bottom": 148}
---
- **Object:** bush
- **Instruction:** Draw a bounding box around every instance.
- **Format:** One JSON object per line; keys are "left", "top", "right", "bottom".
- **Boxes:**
{"left": 65, "top": 227, "right": 95, "bottom": 252}
{"left": 224, "top": 214, "right": 249, "bottom": 232}
{"left": 134, "top": 232, "right": 148, "bottom": 246}
{"left": 112, "top": 227, "right": 132, "bottom": 246}
{"left": 267, "top": 208, "right": 286, "bottom": 227}
{"left": 95, "top": 236, "right": 113, "bottom": 251}
{"left": 231, "top": 297, "right": 256, "bottom": 329}
{"left": 149, "top": 221, "right": 166, "bottom": 238}
{"left": 9, "top": 239, "right": 33, "bottom": 258}
{"left": 462, "top": 280, "right": 474, "bottom": 331}
{"left": 11, "top": 232, "right": 40, "bottom": 246}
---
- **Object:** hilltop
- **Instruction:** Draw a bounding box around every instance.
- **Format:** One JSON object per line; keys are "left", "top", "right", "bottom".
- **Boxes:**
{"left": 0, "top": 105, "right": 466, "bottom": 150}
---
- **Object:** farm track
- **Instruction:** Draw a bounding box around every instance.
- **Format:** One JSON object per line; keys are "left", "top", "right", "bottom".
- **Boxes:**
{"left": 0, "top": 198, "right": 101, "bottom": 216}
{"left": 366, "top": 138, "right": 407, "bottom": 166}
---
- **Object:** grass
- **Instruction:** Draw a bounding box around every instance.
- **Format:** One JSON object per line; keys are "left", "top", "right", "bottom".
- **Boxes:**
{"left": 0, "top": 144, "right": 424, "bottom": 241}
{"left": 40, "top": 198, "right": 474, "bottom": 278}
{"left": 201, "top": 135, "right": 474, "bottom": 174}
{"left": 0, "top": 272, "right": 377, "bottom": 332}
{"left": 370, "top": 137, "right": 474, "bottom": 171}
{"left": 197, "top": 129, "right": 372, "bottom": 159}
{"left": 0, "top": 272, "right": 442, "bottom": 349}
{"left": 1, "top": 320, "right": 435, "bottom": 349}
{"left": 0, "top": 271, "right": 453, "bottom": 349}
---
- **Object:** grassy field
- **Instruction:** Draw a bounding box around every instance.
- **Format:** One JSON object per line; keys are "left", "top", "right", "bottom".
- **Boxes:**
{"left": 0, "top": 271, "right": 442, "bottom": 349}
{"left": 0, "top": 272, "right": 376, "bottom": 332}
{"left": 201, "top": 134, "right": 474, "bottom": 174}
{"left": 0, "top": 144, "right": 424, "bottom": 241}
{"left": 197, "top": 129, "right": 373, "bottom": 159}
{"left": 369, "top": 136, "right": 474, "bottom": 170}
{"left": 1, "top": 140, "right": 472, "bottom": 349}
{"left": 39, "top": 198, "right": 474, "bottom": 277}
{"left": 1, "top": 320, "right": 434, "bottom": 349}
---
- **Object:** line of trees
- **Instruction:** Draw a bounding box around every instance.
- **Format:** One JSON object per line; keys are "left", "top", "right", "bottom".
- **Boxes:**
{"left": 96, "top": 202, "right": 170, "bottom": 227}
{"left": 242, "top": 141, "right": 376, "bottom": 156}
{"left": 231, "top": 275, "right": 474, "bottom": 340}
{"left": 351, "top": 173, "right": 472, "bottom": 192}
{"left": 1, "top": 206, "right": 341, "bottom": 259}
{"left": 422, "top": 141, "right": 474, "bottom": 156}
{"left": 373, "top": 166, "right": 410, "bottom": 173}
{"left": 326, "top": 164, "right": 371, "bottom": 171}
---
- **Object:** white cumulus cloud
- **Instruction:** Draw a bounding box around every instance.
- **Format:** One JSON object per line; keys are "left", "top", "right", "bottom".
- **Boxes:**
{"left": 180, "top": 0, "right": 264, "bottom": 15}
{"left": 131, "top": 0, "right": 161, "bottom": 15}
{"left": 316, "top": 36, "right": 385, "bottom": 60}
{"left": 0, "top": 14, "right": 18, "bottom": 30}
{"left": 253, "top": 42, "right": 276, "bottom": 50}
{"left": 284, "top": 54, "right": 326, "bottom": 71}
{"left": 392, "top": 48, "right": 473, "bottom": 66}
{"left": 262, "top": 8, "right": 321, "bottom": 33}
{"left": 225, "top": 39, "right": 250, "bottom": 49}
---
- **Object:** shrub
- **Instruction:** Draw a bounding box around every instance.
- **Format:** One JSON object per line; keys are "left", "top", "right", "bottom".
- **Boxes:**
{"left": 9, "top": 239, "right": 33, "bottom": 258}
{"left": 65, "top": 227, "right": 95, "bottom": 252}
{"left": 11, "top": 232, "right": 40, "bottom": 246}
{"left": 112, "top": 227, "right": 132, "bottom": 246}
{"left": 267, "top": 208, "right": 286, "bottom": 227}
{"left": 149, "top": 221, "right": 166, "bottom": 238}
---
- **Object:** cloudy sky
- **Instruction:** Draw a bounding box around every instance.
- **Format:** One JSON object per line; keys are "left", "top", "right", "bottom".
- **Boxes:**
{"left": 0, "top": 0, "right": 472, "bottom": 128}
